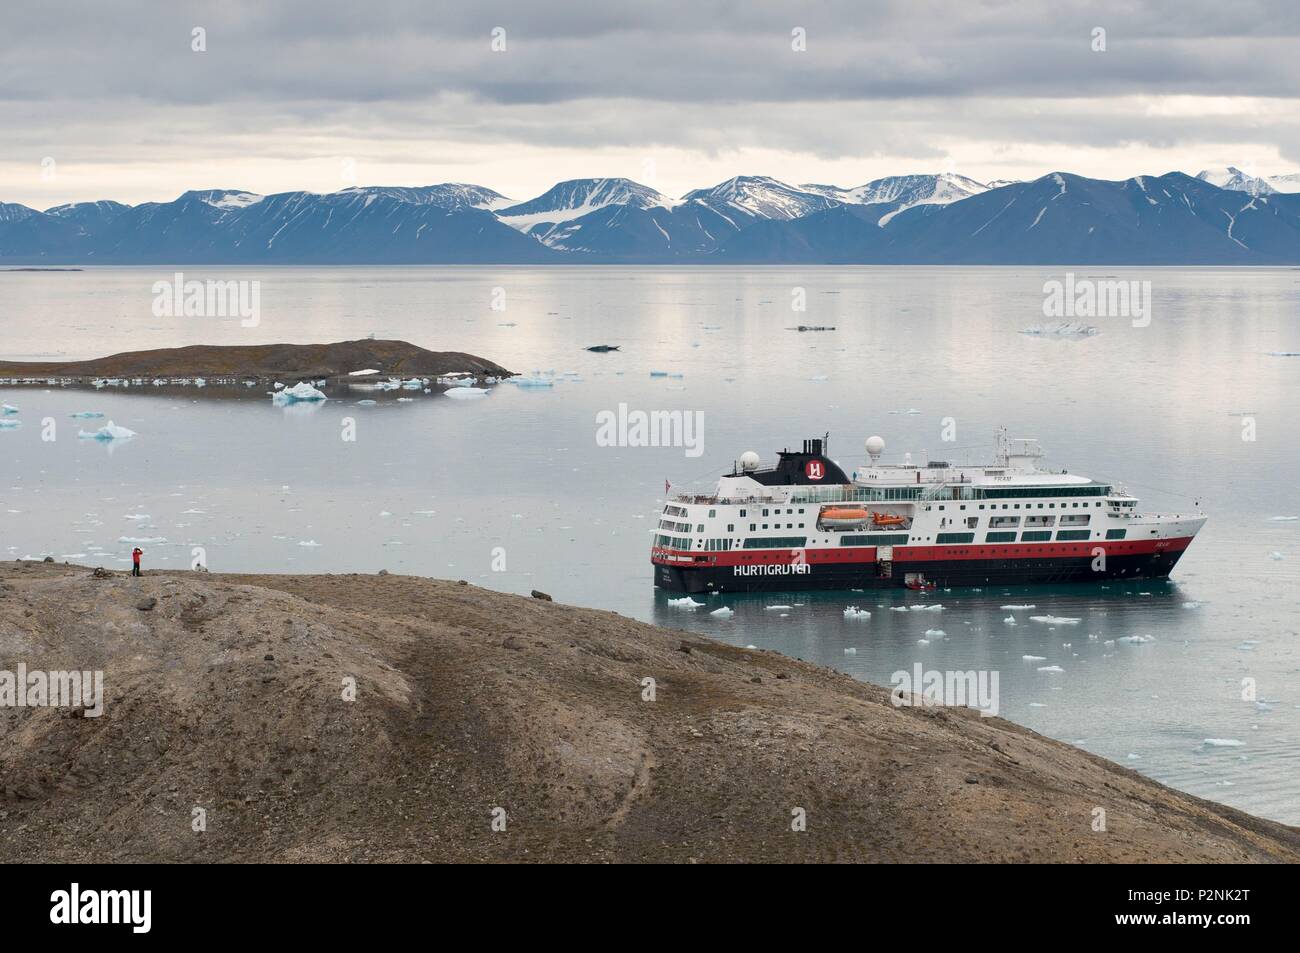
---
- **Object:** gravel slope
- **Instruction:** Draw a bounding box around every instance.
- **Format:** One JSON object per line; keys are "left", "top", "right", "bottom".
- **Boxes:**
{"left": 2, "top": 561, "right": 1297, "bottom": 863}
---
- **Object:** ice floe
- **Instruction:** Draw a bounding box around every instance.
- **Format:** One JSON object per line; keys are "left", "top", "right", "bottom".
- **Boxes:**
{"left": 843, "top": 606, "right": 871, "bottom": 620}
{"left": 1029, "top": 615, "right": 1080, "bottom": 625}
{"left": 1000, "top": 604, "right": 1036, "bottom": 610}
{"left": 444, "top": 387, "right": 490, "bottom": 399}
{"left": 668, "top": 596, "right": 704, "bottom": 609}
{"left": 509, "top": 373, "right": 556, "bottom": 388}
{"left": 69, "top": 411, "right": 105, "bottom": 419}
{"left": 709, "top": 606, "right": 734, "bottom": 619}
{"left": 272, "top": 381, "right": 327, "bottom": 404}
{"left": 1021, "top": 321, "right": 1100, "bottom": 337}
{"left": 78, "top": 421, "right": 136, "bottom": 441}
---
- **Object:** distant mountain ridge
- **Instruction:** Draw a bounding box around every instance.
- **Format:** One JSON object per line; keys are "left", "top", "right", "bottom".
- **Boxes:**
{"left": 4, "top": 170, "right": 1300, "bottom": 264}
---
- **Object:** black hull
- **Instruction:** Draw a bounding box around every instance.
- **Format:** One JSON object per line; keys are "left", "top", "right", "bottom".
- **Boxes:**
{"left": 654, "top": 550, "right": 1189, "bottom": 593}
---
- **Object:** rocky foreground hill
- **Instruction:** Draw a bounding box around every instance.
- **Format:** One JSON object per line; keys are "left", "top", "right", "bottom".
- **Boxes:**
{"left": 2, "top": 561, "right": 1297, "bottom": 863}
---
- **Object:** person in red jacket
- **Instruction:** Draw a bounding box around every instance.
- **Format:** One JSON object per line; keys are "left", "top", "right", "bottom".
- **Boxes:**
{"left": 132, "top": 547, "right": 143, "bottom": 576}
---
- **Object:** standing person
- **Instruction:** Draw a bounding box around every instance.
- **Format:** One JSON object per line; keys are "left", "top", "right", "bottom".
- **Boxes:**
{"left": 132, "top": 547, "right": 143, "bottom": 577}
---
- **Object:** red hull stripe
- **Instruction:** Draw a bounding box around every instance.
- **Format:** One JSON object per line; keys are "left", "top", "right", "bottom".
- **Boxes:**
{"left": 652, "top": 536, "right": 1195, "bottom": 568}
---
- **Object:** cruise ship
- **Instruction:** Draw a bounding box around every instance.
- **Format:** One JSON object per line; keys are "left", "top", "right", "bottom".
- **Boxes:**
{"left": 652, "top": 430, "right": 1205, "bottom": 593}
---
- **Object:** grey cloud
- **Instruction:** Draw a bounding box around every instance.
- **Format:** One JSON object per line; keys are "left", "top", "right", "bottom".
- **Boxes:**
{"left": 4, "top": 1, "right": 1300, "bottom": 107}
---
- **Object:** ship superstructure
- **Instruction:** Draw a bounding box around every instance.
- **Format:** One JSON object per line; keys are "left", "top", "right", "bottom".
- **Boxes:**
{"left": 652, "top": 430, "right": 1205, "bottom": 592}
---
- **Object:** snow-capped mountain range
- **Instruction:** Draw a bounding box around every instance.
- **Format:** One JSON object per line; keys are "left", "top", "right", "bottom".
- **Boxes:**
{"left": 1195, "top": 167, "right": 1300, "bottom": 196}
{"left": 3, "top": 169, "right": 1300, "bottom": 264}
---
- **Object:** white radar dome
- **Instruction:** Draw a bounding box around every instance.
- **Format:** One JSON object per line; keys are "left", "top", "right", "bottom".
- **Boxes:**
{"left": 865, "top": 435, "right": 885, "bottom": 461}
{"left": 739, "top": 451, "right": 760, "bottom": 471}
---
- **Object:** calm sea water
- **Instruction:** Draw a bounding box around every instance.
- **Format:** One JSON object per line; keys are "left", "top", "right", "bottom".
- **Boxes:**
{"left": 2, "top": 265, "right": 1298, "bottom": 823}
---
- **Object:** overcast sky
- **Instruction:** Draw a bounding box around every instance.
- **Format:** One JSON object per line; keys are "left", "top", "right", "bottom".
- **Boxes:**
{"left": 3, "top": 0, "right": 1300, "bottom": 208}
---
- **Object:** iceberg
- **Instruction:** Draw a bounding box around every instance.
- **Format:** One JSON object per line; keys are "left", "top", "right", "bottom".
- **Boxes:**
{"left": 0, "top": 419, "right": 20, "bottom": 430}
{"left": 1020, "top": 321, "right": 1100, "bottom": 337}
{"left": 924, "top": 628, "right": 946, "bottom": 638}
{"left": 69, "top": 411, "right": 105, "bottom": 419}
{"left": 78, "top": 420, "right": 136, "bottom": 440}
{"left": 444, "top": 387, "right": 490, "bottom": 399}
{"left": 668, "top": 596, "right": 703, "bottom": 609}
{"left": 272, "top": 381, "right": 327, "bottom": 404}
{"left": 1, "top": 403, "right": 17, "bottom": 415}
{"left": 1029, "top": 615, "right": 1080, "bottom": 625}
{"left": 1037, "top": 665, "right": 1065, "bottom": 673}
{"left": 1000, "top": 604, "right": 1036, "bottom": 610}
{"left": 843, "top": 606, "right": 871, "bottom": 620}
{"left": 709, "top": 606, "right": 734, "bottom": 619}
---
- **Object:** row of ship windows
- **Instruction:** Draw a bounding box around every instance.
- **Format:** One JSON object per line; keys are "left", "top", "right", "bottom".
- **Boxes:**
{"left": 662, "top": 512, "right": 1095, "bottom": 535}
{"left": 790, "top": 485, "right": 1115, "bottom": 503}
{"left": 654, "top": 528, "right": 1131, "bottom": 551}
{"left": 934, "top": 501, "right": 1105, "bottom": 511}
{"left": 671, "top": 498, "right": 1126, "bottom": 524}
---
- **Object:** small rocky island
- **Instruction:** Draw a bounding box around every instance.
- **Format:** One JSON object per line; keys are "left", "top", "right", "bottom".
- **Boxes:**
{"left": 0, "top": 339, "right": 511, "bottom": 386}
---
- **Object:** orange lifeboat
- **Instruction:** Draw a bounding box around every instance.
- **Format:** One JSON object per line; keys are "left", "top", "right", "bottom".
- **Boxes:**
{"left": 819, "top": 506, "right": 870, "bottom": 528}
{"left": 871, "top": 511, "right": 908, "bottom": 527}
